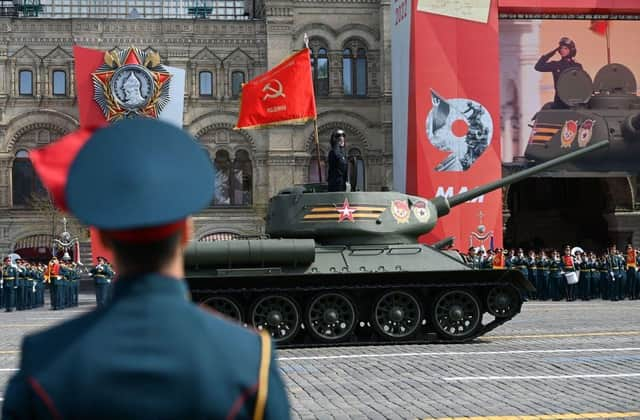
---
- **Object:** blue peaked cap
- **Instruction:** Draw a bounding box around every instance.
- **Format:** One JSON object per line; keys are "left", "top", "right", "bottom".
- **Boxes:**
{"left": 66, "top": 118, "right": 215, "bottom": 230}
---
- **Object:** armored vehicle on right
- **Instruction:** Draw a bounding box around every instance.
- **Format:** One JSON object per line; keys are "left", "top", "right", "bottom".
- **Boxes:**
{"left": 526, "top": 63, "right": 640, "bottom": 172}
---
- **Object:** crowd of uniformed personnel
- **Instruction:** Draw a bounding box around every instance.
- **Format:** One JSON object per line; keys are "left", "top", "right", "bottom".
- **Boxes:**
{"left": 1, "top": 255, "right": 85, "bottom": 312}
{"left": 463, "top": 243, "right": 640, "bottom": 302}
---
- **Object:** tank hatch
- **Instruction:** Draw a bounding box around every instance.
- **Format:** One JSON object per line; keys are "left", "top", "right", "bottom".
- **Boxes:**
{"left": 557, "top": 68, "right": 593, "bottom": 107}
{"left": 593, "top": 63, "right": 637, "bottom": 94}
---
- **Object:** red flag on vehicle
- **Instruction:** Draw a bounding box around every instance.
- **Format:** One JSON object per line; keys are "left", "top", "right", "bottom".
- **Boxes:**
{"left": 590, "top": 20, "right": 609, "bottom": 36}
{"left": 235, "top": 48, "right": 316, "bottom": 129}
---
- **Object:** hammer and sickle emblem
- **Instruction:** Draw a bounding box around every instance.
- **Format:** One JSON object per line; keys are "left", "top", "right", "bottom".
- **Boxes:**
{"left": 262, "top": 79, "right": 286, "bottom": 100}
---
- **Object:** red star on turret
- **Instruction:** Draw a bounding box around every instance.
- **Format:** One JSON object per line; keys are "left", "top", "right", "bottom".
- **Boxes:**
{"left": 336, "top": 198, "right": 357, "bottom": 222}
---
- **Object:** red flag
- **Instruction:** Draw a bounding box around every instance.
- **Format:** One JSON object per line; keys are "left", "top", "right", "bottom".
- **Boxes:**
{"left": 235, "top": 48, "right": 316, "bottom": 129}
{"left": 29, "top": 128, "right": 94, "bottom": 211}
{"left": 590, "top": 20, "right": 609, "bottom": 36}
{"left": 29, "top": 46, "right": 110, "bottom": 211}
{"left": 73, "top": 46, "right": 110, "bottom": 129}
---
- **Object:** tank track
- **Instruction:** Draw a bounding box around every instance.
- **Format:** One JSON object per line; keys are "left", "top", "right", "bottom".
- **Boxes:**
{"left": 188, "top": 277, "right": 524, "bottom": 348}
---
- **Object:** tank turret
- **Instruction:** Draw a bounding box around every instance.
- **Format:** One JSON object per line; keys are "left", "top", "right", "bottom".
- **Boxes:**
{"left": 525, "top": 63, "right": 640, "bottom": 171}
{"left": 265, "top": 140, "right": 608, "bottom": 246}
{"left": 185, "top": 140, "right": 607, "bottom": 347}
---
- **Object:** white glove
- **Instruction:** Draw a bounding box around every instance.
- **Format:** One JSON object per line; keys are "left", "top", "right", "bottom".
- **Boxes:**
{"left": 32, "top": 284, "right": 36, "bottom": 293}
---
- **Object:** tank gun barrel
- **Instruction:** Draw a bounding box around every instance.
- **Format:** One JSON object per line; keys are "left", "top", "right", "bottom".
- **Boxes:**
{"left": 433, "top": 140, "right": 610, "bottom": 217}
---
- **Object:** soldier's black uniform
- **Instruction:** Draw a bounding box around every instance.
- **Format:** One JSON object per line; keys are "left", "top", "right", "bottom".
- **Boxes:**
{"left": 534, "top": 38, "right": 583, "bottom": 109}
{"left": 327, "top": 129, "right": 348, "bottom": 192}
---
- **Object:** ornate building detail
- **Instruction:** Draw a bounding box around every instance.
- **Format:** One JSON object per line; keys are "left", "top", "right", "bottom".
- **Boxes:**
{"left": 0, "top": 4, "right": 393, "bottom": 252}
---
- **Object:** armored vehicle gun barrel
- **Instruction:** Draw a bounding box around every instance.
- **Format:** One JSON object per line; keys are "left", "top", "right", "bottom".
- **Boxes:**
{"left": 435, "top": 139, "right": 610, "bottom": 217}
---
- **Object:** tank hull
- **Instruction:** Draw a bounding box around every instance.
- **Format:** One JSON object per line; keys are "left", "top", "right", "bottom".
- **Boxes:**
{"left": 186, "top": 241, "right": 530, "bottom": 347}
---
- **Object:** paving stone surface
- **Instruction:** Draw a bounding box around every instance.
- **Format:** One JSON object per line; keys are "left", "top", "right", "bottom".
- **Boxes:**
{"left": 1, "top": 297, "right": 639, "bottom": 419}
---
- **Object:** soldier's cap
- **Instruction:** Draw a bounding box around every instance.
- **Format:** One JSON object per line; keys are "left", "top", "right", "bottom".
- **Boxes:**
{"left": 66, "top": 119, "right": 215, "bottom": 241}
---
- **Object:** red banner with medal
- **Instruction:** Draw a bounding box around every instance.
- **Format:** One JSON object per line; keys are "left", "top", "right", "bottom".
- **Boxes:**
{"left": 31, "top": 46, "right": 184, "bottom": 264}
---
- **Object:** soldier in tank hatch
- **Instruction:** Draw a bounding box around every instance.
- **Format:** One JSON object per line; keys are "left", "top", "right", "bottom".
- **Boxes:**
{"left": 2, "top": 119, "right": 290, "bottom": 420}
{"left": 327, "top": 128, "right": 348, "bottom": 192}
{"left": 534, "top": 37, "right": 583, "bottom": 109}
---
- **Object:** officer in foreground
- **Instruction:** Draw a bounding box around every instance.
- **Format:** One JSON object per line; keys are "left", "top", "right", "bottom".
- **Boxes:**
{"left": 2, "top": 119, "right": 290, "bottom": 420}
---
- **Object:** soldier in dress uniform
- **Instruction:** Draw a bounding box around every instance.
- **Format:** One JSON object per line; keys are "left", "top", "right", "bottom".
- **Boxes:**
{"left": 492, "top": 248, "right": 506, "bottom": 270}
{"left": 2, "top": 256, "right": 18, "bottom": 312}
{"left": 588, "top": 252, "right": 600, "bottom": 300}
{"left": 90, "top": 256, "right": 115, "bottom": 309}
{"left": 575, "top": 250, "right": 590, "bottom": 301}
{"left": 635, "top": 248, "right": 640, "bottom": 300}
{"left": 549, "top": 250, "right": 563, "bottom": 301}
{"left": 21, "top": 261, "right": 34, "bottom": 310}
{"left": 526, "top": 250, "right": 538, "bottom": 299}
{"left": 45, "top": 257, "right": 61, "bottom": 310}
{"left": 536, "top": 250, "right": 550, "bottom": 301}
{"left": 625, "top": 244, "right": 637, "bottom": 299}
{"left": 562, "top": 246, "right": 577, "bottom": 301}
{"left": 3, "top": 119, "right": 290, "bottom": 420}
{"left": 15, "top": 259, "right": 25, "bottom": 311}
{"left": 612, "top": 246, "right": 625, "bottom": 300}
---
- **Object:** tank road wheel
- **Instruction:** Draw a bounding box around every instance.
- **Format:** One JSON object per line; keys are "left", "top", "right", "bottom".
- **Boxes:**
{"left": 432, "top": 290, "right": 481, "bottom": 340}
{"left": 202, "top": 297, "right": 242, "bottom": 322}
{"left": 251, "top": 295, "right": 300, "bottom": 343}
{"left": 373, "top": 291, "right": 422, "bottom": 339}
{"left": 306, "top": 293, "right": 356, "bottom": 342}
{"left": 486, "top": 285, "right": 521, "bottom": 318}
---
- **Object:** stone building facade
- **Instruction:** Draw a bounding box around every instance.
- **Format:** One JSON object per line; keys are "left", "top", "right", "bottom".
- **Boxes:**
{"left": 0, "top": 0, "right": 393, "bottom": 260}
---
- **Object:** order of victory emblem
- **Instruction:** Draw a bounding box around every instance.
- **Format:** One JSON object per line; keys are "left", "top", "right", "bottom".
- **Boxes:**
{"left": 92, "top": 47, "right": 171, "bottom": 121}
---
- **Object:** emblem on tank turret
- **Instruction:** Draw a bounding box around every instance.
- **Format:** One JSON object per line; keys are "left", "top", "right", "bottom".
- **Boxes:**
{"left": 560, "top": 120, "right": 578, "bottom": 148}
{"left": 336, "top": 198, "right": 357, "bottom": 222}
{"left": 578, "top": 119, "right": 595, "bottom": 148}
{"left": 92, "top": 47, "right": 172, "bottom": 121}
{"left": 412, "top": 200, "right": 430, "bottom": 223}
{"left": 391, "top": 200, "right": 410, "bottom": 224}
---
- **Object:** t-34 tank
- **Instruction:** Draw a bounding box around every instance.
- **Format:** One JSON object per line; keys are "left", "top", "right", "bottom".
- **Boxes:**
{"left": 526, "top": 63, "right": 640, "bottom": 171}
{"left": 185, "top": 141, "right": 608, "bottom": 348}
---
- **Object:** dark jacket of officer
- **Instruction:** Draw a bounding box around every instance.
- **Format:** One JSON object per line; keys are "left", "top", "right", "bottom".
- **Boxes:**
{"left": 534, "top": 39, "right": 583, "bottom": 108}
{"left": 2, "top": 119, "right": 290, "bottom": 420}
{"left": 327, "top": 132, "right": 348, "bottom": 192}
{"left": 2, "top": 273, "right": 289, "bottom": 420}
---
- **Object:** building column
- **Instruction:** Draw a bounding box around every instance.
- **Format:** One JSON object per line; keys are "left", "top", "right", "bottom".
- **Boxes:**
{"left": 517, "top": 20, "right": 542, "bottom": 155}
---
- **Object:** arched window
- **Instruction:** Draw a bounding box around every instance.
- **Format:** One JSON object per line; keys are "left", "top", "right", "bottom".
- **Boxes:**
{"left": 310, "top": 46, "right": 329, "bottom": 97}
{"left": 199, "top": 71, "right": 213, "bottom": 96}
{"left": 52, "top": 70, "right": 66, "bottom": 96}
{"left": 342, "top": 42, "right": 368, "bottom": 97}
{"left": 231, "top": 71, "right": 245, "bottom": 98}
{"left": 342, "top": 49, "right": 353, "bottom": 96}
{"left": 232, "top": 150, "right": 252, "bottom": 205}
{"left": 12, "top": 149, "right": 47, "bottom": 206}
{"left": 211, "top": 149, "right": 253, "bottom": 206}
{"left": 213, "top": 150, "right": 231, "bottom": 205}
{"left": 19, "top": 70, "right": 33, "bottom": 95}
{"left": 356, "top": 48, "right": 367, "bottom": 96}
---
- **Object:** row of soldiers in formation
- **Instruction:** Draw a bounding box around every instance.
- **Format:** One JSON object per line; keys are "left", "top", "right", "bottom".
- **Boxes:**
{"left": 1, "top": 256, "right": 82, "bottom": 312}
{"left": 464, "top": 244, "right": 640, "bottom": 301}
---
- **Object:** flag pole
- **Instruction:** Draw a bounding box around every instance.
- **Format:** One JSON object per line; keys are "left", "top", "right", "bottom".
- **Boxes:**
{"left": 313, "top": 118, "right": 322, "bottom": 182}
{"left": 606, "top": 22, "right": 611, "bottom": 64}
{"left": 304, "top": 33, "right": 323, "bottom": 183}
